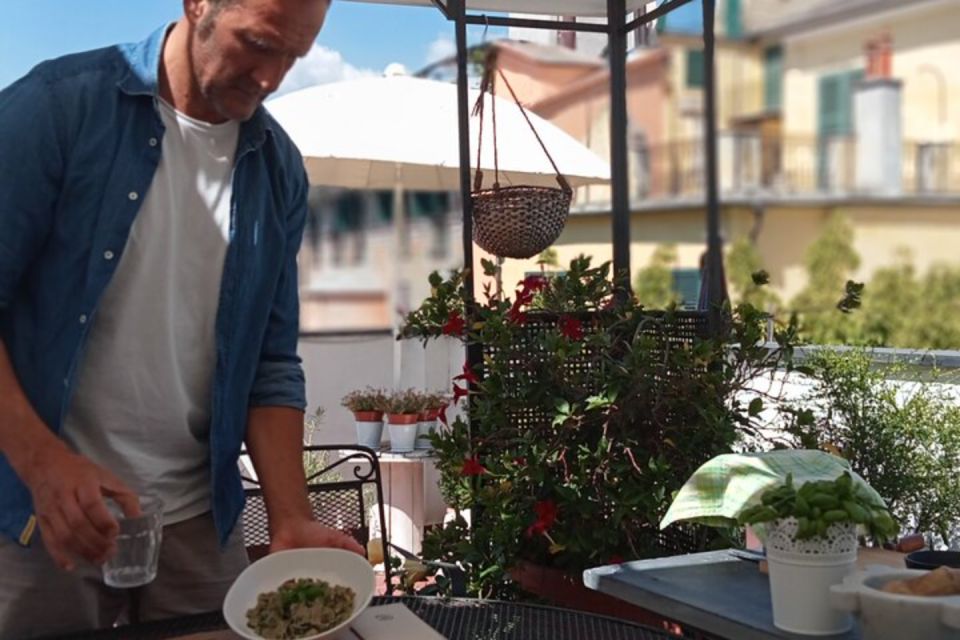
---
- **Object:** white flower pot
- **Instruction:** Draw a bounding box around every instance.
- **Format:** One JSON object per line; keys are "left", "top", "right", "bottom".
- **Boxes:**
{"left": 387, "top": 417, "right": 418, "bottom": 453}
{"left": 766, "top": 518, "right": 858, "bottom": 635}
{"left": 355, "top": 420, "right": 384, "bottom": 449}
{"left": 415, "top": 419, "right": 437, "bottom": 450}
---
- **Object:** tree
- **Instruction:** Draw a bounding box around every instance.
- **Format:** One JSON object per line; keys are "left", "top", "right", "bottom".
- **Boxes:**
{"left": 634, "top": 244, "right": 680, "bottom": 309}
{"left": 789, "top": 214, "right": 863, "bottom": 344}
{"left": 727, "top": 236, "right": 780, "bottom": 312}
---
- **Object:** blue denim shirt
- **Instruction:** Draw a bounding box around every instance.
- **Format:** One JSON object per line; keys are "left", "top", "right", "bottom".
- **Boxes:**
{"left": 0, "top": 26, "right": 307, "bottom": 546}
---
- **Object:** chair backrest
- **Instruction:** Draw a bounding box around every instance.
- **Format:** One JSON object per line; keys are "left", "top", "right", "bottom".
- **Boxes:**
{"left": 239, "top": 444, "right": 392, "bottom": 591}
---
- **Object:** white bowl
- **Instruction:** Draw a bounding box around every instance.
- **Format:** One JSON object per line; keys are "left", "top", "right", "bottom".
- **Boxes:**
{"left": 223, "top": 548, "right": 376, "bottom": 640}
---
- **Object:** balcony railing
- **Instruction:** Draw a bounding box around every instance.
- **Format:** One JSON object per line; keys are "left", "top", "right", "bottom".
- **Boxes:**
{"left": 623, "top": 133, "right": 960, "bottom": 203}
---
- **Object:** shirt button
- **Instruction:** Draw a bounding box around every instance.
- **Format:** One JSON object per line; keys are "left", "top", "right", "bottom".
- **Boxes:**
{"left": 128, "top": 191, "right": 139, "bottom": 201}
{"left": 104, "top": 250, "right": 115, "bottom": 261}
{"left": 148, "top": 137, "right": 158, "bottom": 147}
{"left": 79, "top": 314, "right": 88, "bottom": 324}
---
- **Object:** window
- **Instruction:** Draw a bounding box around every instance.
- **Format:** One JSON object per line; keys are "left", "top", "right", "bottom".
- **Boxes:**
{"left": 686, "top": 49, "right": 705, "bottom": 88}
{"left": 817, "top": 69, "right": 863, "bottom": 189}
{"left": 764, "top": 46, "right": 783, "bottom": 111}
{"left": 725, "top": 0, "right": 743, "bottom": 39}
{"left": 672, "top": 268, "right": 701, "bottom": 310}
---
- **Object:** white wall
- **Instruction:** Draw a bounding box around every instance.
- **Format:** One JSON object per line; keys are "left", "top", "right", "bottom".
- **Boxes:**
{"left": 300, "top": 334, "right": 466, "bottom": 445}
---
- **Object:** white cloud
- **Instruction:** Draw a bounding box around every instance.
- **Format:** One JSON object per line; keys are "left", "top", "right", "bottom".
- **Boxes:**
{"left": 425, "top": 34, "right": 456, "bottom": 66}
{"left": 275, "top": 44, "right": 376, "bottom": 96}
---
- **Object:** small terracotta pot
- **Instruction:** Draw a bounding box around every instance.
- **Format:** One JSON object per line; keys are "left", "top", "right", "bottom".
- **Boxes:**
{"left": 352, "top": 410, "right": 383, "bottom": 422}
{"left": 386, "top": 413, "right": 419, "bottom": 425}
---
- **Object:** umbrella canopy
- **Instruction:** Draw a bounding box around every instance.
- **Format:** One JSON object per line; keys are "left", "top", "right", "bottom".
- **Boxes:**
{"left": 266, "top": 75, "right": 610, "bottom": 191}
{"left": 345, "top": 0, "right": 650, "bottom": 18}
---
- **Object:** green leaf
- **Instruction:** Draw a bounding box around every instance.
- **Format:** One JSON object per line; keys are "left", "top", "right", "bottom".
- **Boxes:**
{"left": 748, "top": 398, "right": 764, "bottom": 417}
{"left": 751, "top": 270, "right": 770, "bottom": 286}
{"left": 481, "top": 258, "right": 499, "bottom": 277}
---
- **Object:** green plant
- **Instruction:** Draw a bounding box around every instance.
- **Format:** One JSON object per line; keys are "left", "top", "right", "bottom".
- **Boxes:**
{"left": 340, "top": 387, "right": 388, "bottom": 414}
{"left": 633, "top": 244, "right": 680, "bottom": 309}
{"left": 401, "top": 254, "right": 808, "bottom": 598}
{"left": 384, "top": 389, "right": 422, "bottom": 416}
{"left": 737, "top": 472, "right": 897, "bottom": 542}
{"left": 780, "top": 349, "right": 960, "bottom": 542}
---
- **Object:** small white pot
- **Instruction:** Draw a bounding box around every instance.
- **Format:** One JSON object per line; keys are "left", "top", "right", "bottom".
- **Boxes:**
{"left": 355, "top": 420, "right": 384, "bottom": 449}
{"left": 386, "top": 417, "right": 418, "bottom": 453}
{"left": 766, "top": 518, "right": 858, "bottom": 635}
{"left": 415, "top": 419, "right": 437, "bottom": 450}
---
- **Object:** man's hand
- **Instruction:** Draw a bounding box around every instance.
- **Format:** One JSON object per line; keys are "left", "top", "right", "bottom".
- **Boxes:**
{"left": 23, "top": 444, "right": 141, "bottom": 571}
{"left": 269, "top": 517, "right": 365, "bottom": 557}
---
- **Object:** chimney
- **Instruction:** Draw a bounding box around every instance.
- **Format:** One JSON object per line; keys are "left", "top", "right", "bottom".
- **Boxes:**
{"left": 557, "top": 16, "right": 577, "bottom": 49}
{"left": 855, "top": 33, "right": 902, "bottom": 195}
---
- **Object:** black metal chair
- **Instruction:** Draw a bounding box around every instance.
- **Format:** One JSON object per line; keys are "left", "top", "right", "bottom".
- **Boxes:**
{"left": 238, "top": 444, "right": 393, "bottom": 592}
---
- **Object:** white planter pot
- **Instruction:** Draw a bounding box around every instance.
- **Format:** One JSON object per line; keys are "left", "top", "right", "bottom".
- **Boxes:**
{"left": 388, "top": 422, "right": 418, "bottom": 453}
{"left": 355, "top": 420, "right": 384, "bottom": 449}
{"left": 831, "top": 567, "right": 960, "bottom": 640}
{"left": 415, "top": 419, "right": 437, "bottom": 450}
{"left": 766, "top": 517, "right": 858, "bottom": 635}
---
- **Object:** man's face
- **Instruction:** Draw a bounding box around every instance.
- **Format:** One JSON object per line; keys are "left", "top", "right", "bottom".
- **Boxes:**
{"left": 187, "top": 0, "right": 328, "bottom": 121}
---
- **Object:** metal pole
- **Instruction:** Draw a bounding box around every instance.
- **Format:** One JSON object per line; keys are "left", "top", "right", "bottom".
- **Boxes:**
{"left": 608, "top": 0, "right": 631, "bottom": 297}
{"left": 453, "top": 0, "right": 475, "bottom": 303}
{"left": 702, "top": 0, "right": 727, "bottom": 329}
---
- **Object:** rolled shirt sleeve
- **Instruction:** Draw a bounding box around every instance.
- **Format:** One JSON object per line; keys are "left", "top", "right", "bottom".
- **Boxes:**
{"left": 247, "top": 164, "right": 308, "bottom": 410}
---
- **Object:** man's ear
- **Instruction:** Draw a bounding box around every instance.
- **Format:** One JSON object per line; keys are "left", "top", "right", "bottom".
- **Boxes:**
{"left": 183, "top": 0, "right": 209, "bottom": 26}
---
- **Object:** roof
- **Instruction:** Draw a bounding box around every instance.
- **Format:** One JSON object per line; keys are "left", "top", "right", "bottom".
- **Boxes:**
{"left": 496, "top": 40, "right": 604, "bottom": 68}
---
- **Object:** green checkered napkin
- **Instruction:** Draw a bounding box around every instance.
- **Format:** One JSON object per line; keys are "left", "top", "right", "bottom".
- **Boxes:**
{"left": 659, "top": 449, "right": 886, "bottom": 530}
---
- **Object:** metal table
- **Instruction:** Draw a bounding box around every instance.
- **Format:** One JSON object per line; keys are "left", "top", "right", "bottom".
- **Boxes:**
{"left": 45, "top": 596, "right": 676, "bottom": 639}
{"left": 583, "top": 550, "right": 861, "bottom": 640}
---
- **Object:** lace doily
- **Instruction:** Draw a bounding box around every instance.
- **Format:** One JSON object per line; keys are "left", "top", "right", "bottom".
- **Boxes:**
{"left": 766, "top": 517, "right": 858, "bottom": 559}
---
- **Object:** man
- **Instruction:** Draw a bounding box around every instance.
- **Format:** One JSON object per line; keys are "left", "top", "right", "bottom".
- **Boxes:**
{"left": 0, "top": 0, "right": 363, "bottom": 636}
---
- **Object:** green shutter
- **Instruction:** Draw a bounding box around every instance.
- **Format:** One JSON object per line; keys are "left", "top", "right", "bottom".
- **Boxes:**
{"left": 817, "top": 69, "right": 863, "bottom": 187}
{"left": 725, "top": 0, "right": 743, "bottom": 39}
{"left": 672, "top": 269, "right": 702, "bottom": 309}
{"left": 686, "top": 49, "right": 705, "bottom": 88}
{"left": 818, "top": 69, "right": 863, "bottom": 136}
{"left": 763, "top": 46, "right": 783, "bottom": 111}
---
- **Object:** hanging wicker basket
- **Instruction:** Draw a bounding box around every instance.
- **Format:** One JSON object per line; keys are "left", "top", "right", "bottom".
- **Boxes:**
{"left": 471, "top": 50, "right": 573, "bottom": 260}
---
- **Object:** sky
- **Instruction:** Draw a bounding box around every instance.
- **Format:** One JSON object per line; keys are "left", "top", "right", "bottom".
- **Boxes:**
{"left": 0, "top": 0, "right": 506, "bottom": 93}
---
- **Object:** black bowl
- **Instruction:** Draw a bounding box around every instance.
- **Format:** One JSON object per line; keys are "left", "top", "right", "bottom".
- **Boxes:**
{"left": 905, "top": 550, "right": 960, "bottom": 570}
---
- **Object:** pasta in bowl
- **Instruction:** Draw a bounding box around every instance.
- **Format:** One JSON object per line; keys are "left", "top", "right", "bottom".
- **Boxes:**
{"left": 223, "top": 549, "right": 376, "bottom": 640}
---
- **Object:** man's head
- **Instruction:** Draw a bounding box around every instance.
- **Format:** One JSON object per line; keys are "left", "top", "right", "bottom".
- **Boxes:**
{"left": 182, "top": 0, "right": 329, "bottom": 122}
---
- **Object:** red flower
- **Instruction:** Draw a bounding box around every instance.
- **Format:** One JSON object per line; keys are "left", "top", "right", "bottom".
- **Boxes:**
{"left": 507, "top": 304, "right": 528, "bottom": 325}
{"left": 442, "top": 311, "right": 465, "bottom": 336}
{"left": 460, "top": 457, "right": 486, "bottom": 476}
{"left": 559, "top": 315, "right": 584, "bottom": 341}
{"left": 452, "top": 383, "right": 469, "bottom": 402}
{"left": 436, "top": 404, "right": 448, "bottom": 426}
{"left": 608, "top": 554, "right": 625, "bottom": 565}
{"left": 513, "top": 456, "right": 527, "bottom": 467}
{"left": 453, "top": 361, "right": 479, "bottom": 385}
{"left": 520, "top": 275, "right": 547, "bottom": 295}
{"left": 525, "top": 499, "right": 558, "bottom": 537}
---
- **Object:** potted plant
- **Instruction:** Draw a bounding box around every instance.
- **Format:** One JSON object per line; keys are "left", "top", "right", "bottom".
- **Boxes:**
{"left": 416, "top": 392, "right": 449, "bottom": 451}
{"left": 737, "top": 471, "right": 898, "bottom": 635}
{"left": 400, "top": 255, "right": 817, "bottom": 608}
{"left": 385, "top": 389, "right": 421, "bottom": 453}
{"left": 341, "top": 387, "right": 387, "bottom": 449}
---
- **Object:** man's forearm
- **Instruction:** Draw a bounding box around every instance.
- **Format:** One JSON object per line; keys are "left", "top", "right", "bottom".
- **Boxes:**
{"left": 244, "top": 406, "right": 312, "bottom": 532}
{"left": 0, "top": 340, "right": 63, "bottom": 484}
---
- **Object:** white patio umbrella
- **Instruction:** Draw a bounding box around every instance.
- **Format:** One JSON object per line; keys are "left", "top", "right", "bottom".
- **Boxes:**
{"left": 267, "top": 75, "right": 610, "bottom": 387}
{"left": 265, "top": 74, "right": 610, "bottom": 191}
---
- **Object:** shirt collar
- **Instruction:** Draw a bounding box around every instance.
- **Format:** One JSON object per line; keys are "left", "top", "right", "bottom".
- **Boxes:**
{"left": 117, "top": 23, "right": 270, "bottom": 148}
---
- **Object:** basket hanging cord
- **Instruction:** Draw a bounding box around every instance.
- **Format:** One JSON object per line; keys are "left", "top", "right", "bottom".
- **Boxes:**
{"left": 472, "top": 48, "right": 572, "bottom": 195}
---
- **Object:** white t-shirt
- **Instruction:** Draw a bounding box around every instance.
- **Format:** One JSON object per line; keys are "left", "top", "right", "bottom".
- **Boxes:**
{"left": 63, "top": 100, "right": 239, "bottom": 524}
